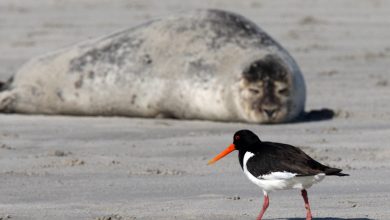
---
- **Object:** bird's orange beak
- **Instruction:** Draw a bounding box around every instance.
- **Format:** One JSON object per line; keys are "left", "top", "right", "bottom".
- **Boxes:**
{"left": 207, "top": 144, "right": 236, "bottom": 165}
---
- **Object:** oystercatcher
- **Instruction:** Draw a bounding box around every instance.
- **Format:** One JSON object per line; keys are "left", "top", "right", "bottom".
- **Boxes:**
{"left": 208, "top": 130, "right": 348, "bottom": 220}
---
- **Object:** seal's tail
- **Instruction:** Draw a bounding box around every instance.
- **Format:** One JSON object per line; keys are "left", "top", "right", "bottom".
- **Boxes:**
{"left": 0, "top": 76, "right": 13, "bottom": 92}
{"left": 0, "top": 77, "right": 15, "bottom": 112}
{"left": 0, "top": 81, "right": 5, "bottom": 92}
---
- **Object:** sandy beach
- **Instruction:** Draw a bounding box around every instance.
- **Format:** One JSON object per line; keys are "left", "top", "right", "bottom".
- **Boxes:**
{"left": 1, "top": 0, "right": 390, "bottom": 219}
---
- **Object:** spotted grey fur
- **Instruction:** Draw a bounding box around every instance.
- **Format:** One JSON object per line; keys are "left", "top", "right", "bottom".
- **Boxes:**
{"left": 0, "top": 9, "right": 306, "bottom": 123}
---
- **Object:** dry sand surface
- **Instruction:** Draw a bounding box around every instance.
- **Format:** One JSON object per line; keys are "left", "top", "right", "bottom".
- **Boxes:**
{"left": 1, "top": 0, "right": 390, "bottom": 219}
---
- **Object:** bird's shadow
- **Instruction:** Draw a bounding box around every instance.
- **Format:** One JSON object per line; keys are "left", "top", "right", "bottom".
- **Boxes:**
{"left": 279, "top": 218, "right": 373, "bottom": 220}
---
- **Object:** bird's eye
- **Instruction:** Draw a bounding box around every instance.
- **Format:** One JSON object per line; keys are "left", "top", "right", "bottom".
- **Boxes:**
{"left": 235, "top": 135, "right": 240, "bottom": 140}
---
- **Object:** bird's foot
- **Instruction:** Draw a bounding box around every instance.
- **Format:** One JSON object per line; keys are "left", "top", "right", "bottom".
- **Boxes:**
{"left": 305, "top": 210, "right": 312, "bottom": 220}
{"left": 256, "top": 194, "right": 269, "bottom": 220}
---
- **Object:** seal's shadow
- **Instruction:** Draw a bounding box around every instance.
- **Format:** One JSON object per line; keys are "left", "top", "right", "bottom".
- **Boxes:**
{"left": 294, "top": 108, "right": 336, "bottom": 123}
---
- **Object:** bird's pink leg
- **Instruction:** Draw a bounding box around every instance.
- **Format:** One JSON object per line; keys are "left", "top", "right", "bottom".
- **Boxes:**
{"left": 256, "top": 192, "right": 269, "bottom": 220}
{"left": 301, "top": 189, "right": 312, "bottom": 220}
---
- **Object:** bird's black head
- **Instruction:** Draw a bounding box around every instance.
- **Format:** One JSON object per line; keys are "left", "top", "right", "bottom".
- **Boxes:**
{"left": 208, "top": 129, "right": 261, "bottom": 165}
{"left": 232, "top": 129, "right": 261, "bottom": 150}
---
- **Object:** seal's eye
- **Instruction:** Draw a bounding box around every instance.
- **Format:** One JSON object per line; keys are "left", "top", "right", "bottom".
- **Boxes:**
{"left": 278, "top": 88, "right": 288, "bottom": 96}
{"left": 249, "top": 88, "right": 260, "bottom": 94}
{"left": 235, "top": 135, "right": 240, "bottom": 140}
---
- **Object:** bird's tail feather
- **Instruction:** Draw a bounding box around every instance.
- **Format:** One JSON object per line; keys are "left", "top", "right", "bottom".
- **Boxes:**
{"left": 325, "top": 167, "right": 349, "bottom": 176}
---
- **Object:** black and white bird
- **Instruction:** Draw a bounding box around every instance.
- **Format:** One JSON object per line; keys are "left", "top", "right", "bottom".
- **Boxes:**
{"left": 208, "top": 130, "right": 348, "bottom": 220}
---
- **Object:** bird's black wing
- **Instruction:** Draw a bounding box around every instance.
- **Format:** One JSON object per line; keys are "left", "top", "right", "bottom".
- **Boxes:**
{"left": 245, "top": 142, "right": 340, "bottom": 178}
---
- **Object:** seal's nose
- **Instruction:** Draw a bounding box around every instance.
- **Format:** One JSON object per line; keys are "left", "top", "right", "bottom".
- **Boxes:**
{"left": 264, "top": 109, "right": 275, "bottom": 117}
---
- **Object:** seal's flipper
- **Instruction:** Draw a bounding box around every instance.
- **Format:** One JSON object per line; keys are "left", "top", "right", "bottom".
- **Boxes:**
{"left": 0, "top": 91, "right": 16, "bottom": 112}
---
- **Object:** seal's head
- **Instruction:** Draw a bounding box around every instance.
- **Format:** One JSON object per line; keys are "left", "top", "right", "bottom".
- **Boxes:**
{"left": 238, "top": 55, "right": 303, "bottom": 123}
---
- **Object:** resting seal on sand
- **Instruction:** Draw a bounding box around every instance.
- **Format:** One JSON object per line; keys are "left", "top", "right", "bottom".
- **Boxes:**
{"left": 0, "top": 9, "right": 305, "bottom": 123}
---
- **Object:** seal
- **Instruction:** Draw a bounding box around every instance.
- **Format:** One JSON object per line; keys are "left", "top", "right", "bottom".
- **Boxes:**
{"left": 0, "top": 9, "right": 306, "bottom": 123}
